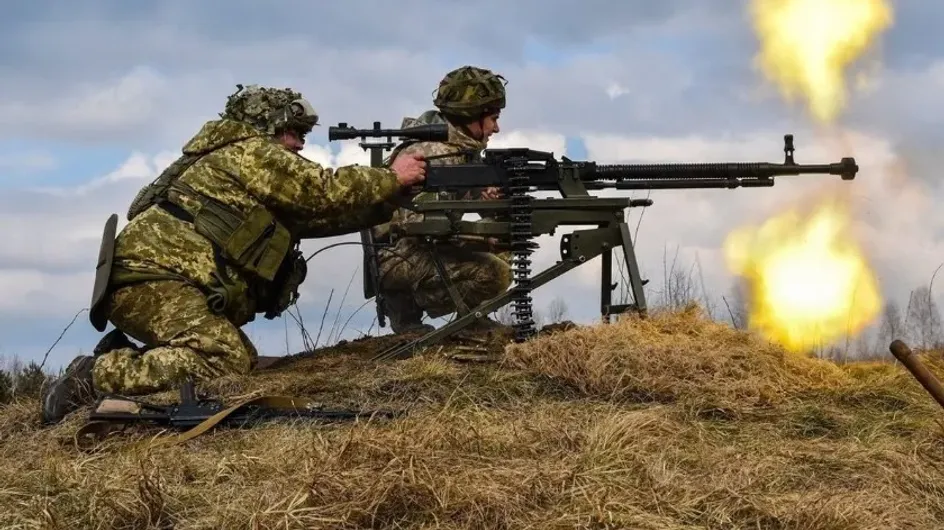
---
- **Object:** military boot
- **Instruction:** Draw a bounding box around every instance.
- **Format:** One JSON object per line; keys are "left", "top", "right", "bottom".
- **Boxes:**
{"left": 41, "top": 355, "right": 98, "bottom": 425}
{"left": 383, "top": 292, "right": 434, "bottom": 335}
{"left": 93, "top": 328, "right": 140, "bottom": 356}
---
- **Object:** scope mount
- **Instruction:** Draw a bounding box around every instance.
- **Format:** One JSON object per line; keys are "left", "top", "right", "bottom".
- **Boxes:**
{"left": 331, "top": 121, "right": 397, "bottom": 153}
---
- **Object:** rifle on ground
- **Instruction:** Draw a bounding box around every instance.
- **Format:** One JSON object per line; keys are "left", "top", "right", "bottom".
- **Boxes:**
{"left": 328, "top": 121, "right": 450, "bottom": 328}
{"left": 330, "top": 129, "right": 858, "bottom": 361}
{"left": 74, "top": 379, "right": 401, "bottom": 447}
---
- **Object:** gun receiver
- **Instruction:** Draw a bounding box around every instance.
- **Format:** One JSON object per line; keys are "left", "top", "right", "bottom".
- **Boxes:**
{"left": 424, "top": 134, "right": 858, "bottom": 196}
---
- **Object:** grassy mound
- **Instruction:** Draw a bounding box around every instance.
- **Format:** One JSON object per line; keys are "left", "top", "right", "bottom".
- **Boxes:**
{"left": 2, "top": 307, "right": 943, "bottom": 529}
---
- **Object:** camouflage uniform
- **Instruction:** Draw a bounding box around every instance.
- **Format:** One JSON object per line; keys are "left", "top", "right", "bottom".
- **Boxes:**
{"left": 42, "top": 85, "right": 406, "bottom": 423}
{"left": 373, "top": 66, "right": 512, "bottom": 333}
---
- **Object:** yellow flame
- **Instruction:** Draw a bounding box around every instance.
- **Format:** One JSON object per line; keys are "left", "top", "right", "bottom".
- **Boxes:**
{"left": 749, "top": 0, "right": 893, "bottom": 123}
{"left": 723, "top": 199, "right": 882, "bottom": 352}
{"left": 727, "top": 0, "right": 892, "bottom": 351}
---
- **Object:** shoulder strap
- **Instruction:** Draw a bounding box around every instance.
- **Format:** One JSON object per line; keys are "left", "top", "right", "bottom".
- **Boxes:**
{"left": 126, "top": 153, "right": 208, "bottom": 221}
{"left": 126, "top": 134, "right": 257, "bottom": 222}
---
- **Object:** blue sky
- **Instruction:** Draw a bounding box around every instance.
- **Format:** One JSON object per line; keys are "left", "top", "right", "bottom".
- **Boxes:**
{"left": 2, "top": 0, "right": 942, "bottom": 371}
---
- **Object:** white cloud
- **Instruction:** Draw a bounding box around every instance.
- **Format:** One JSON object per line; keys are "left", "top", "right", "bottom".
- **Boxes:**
{"left": 0, "top": 269, "right": 92, "bottom": 316}
{"left": 0, "top": 151, "right": 177, "bottom": 277}
{"left": 0, "top": 67, "right": 171, "bottom": 141}
{"left": 606, "top": 82, "right": 628, "bottom": 100}
{"left": 32, "top": 150, "right": 179, "bottom": 196}
{"left": 488, "top": 130, "right": 567, "bottom": 155}
{"left": 0, "top": 151, "right": 58, "bottom": 174}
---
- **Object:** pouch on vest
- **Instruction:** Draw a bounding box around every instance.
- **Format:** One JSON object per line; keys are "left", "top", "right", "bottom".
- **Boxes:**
{"left": 89, "top": 213, "right": 119, "bottom": 332}
{"left": 256, "top": 247, "right": 308, "bottom": 320}
{"left": 192, "top": 202, "right": 292, "bottom": 282}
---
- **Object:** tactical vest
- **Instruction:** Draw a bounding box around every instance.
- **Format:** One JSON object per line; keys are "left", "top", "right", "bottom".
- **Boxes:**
{"left": 124, "top": 142, "right": 307, "bottom": 321}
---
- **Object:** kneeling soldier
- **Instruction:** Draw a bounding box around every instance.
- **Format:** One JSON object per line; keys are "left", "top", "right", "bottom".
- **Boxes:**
{"left": 41, "top": 84, "right": 426, "bottom": 424}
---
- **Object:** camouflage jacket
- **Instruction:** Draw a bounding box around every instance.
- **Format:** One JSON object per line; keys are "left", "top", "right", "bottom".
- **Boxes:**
{"left": 374, "top": 110, "right": 487, "bottom": 244}
{"left": 112, "top": 118, "right": 402, "bottom": 322}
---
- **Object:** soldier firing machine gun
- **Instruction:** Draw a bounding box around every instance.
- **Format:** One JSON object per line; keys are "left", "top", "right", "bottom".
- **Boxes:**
{"left": 328, "top": 123, "right": 859, "bottom": 361}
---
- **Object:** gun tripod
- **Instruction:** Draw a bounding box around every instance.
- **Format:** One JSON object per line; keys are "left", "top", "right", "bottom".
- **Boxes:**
{"left": 371, "top": 195, "right": 652, "bottom": 361}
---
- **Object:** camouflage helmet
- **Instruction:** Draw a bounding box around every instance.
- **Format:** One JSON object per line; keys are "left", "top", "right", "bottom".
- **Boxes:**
{"left": 220, "top": 84, "right": 319, "bottom": 135}
{"left": 433, "top": 66, "right": 507, "bottom": 119}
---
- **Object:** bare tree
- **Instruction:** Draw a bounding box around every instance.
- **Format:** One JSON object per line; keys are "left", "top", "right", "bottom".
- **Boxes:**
{"left": 655, "top": 245, "right": 701, "bottom": 311}
{"left": 0, "top": 367, "right": 11, "bottom": 404}
{"left": 905, "top": 286, "right": 944, "bottom": 349}
{"left": 852, "top": 326, "right": 880, "bottom": 361}
{"left": 723, "top": 277, "right": 751, "bottom": 329}
{"left": 693, "top": 253, "right": 718, "bottom": 319}
{"left": 545, "top": 297, "right": 569, "bottom": 323}
{"left": 877, "top": 300, "right": 904, "bottom": 347}
{"left": 667, "top": 266, "right": 697, "bottom": 310}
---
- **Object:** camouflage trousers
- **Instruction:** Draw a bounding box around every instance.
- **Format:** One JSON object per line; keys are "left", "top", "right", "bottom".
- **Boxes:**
{"left": 92, "top": 280, "right": 258, "bottom": 395}
{"left": 377, "top": 240, "right": 511, "bottom": 330}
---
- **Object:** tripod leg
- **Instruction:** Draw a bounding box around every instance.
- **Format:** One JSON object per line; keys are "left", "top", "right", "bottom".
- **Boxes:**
{"left": 619, "top": 222, "right": 648, "bottom": 316}
{"left": 601, "top": 244, "right": 613, "bottom": 324}
{"left": 428, "top": 245, "right": 472, "bottom": 317}
{"left": 361, "top": 228, "right": 386, "bottom": 328}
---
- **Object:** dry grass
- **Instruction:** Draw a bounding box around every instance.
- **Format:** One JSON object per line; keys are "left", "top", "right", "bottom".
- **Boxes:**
{"left": 2, "top": 305, "right": 944, "bottom": 529}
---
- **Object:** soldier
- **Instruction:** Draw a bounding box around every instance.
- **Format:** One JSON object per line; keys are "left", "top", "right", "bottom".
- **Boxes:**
{"left": 371, "top": 65, "right": 512, "bottom": 334}
{"left": 41, "top": 84, "right": 426, "bottom": 424}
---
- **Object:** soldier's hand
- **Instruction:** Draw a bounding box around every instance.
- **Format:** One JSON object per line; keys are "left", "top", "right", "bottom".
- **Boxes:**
{"left": 391, "top": 152, "right": 426, "bottom": 187}
{"left": 481, "top": 187, "right": 502, "bottom": 200}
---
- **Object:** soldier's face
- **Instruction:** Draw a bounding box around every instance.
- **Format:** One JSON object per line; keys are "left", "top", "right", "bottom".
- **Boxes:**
{"left": 482, "top": 113, "right": 501, "bottom": 138}
{"left": 469, "top": 113, "right": 500, "bottom": 142}
{"left": 278, "top": 130, "right": 305, "bottom": 152}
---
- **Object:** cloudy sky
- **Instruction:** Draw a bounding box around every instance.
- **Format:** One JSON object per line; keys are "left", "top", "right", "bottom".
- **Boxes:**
{"left": 2, "top": 1, "right": 941, "bottom": 370}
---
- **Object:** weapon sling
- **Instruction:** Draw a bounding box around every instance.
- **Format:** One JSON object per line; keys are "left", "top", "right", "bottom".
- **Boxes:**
{"left": 73, "top": 380, "right": 400, "bottom": 449}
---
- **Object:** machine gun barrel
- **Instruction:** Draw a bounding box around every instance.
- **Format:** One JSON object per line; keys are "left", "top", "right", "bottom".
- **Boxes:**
{"left": 590, "top": 159, "right": 858, "bottom": 190}
{"left": 585, "top": 133, "right": 857, "bottom": 189}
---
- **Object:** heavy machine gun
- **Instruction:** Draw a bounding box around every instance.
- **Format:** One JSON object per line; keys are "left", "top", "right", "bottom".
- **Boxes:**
{"left": 330, "top": 127, "right": 859, "bottom": 361}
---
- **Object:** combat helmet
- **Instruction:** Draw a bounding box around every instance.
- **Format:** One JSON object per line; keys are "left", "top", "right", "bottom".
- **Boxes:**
{"left": 220, "top": 84, "right": 319, "bottom": 135}
{"left": 433, "top": 66, "right": 507, "bottom": 121}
